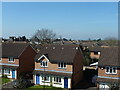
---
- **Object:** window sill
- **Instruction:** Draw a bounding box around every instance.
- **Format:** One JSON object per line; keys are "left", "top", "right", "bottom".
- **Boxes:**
{"left": 4, "top": 73, "right": 10, "bottom": 75}
{"left": 8, "top": 61, "right": 15, "bottom": 63}
{"left": 41, "top": 66, "right": 48, "bottom": 68}
{"left": 53, "top": 82, "right": 62, "bottom": 85}
{"left": 106, "top": 73, "right": 117, "bottom": 75}
{"left": 58, "top": 67, "right": 66, "bottom": 69}
{"left": 42, "top": 81, "right": 50, "bottom": 83}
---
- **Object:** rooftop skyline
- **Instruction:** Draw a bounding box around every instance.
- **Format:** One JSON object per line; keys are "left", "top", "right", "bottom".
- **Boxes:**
{"left": 2, "top": 2, "right": 118, "bottom": 40}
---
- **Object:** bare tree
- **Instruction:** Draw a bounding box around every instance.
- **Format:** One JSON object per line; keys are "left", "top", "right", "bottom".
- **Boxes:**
{"left": 31, "top": 29, "right": 57, "bottom": 44}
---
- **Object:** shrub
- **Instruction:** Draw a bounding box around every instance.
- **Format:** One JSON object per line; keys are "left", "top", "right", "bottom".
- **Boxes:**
{"left": 2, "top": 74, "right": 8, "bottom": 78}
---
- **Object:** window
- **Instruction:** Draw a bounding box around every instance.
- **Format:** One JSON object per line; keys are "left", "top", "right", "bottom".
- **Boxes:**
{"left": 8, "top": 57, "right": 14, "bottom": 62}
{"left": 41, "top": 75, "right": 50, "bottom": 82}
{"left": 106, "top": 67, "right": 117, "bottom": 74}
{"left": 54, "top": 77, "right": 61, "bottom": 83}
{"left": 40, "top": 61, "right": 48, "bottom": 67}
{"left": 113, "top": 68, "right": 116, "bottom": 73}
{"left": 106, "top": 67, "right": 109, "bottom": 73}
{"left": 58, "top": 62, "right": 66, "bottom": 69}
{"left": 4, "top": 69, "right": 10, "bottom": 74}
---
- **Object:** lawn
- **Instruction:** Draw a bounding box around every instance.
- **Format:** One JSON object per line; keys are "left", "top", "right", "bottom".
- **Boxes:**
{"left": 27, "top": 85, "right": 63, "bottom": 90}
{"left": 1, "top": 78, "right": 10, "bottom": 84}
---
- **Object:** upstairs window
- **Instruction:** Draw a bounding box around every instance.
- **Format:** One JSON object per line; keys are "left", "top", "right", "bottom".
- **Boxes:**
{"left": 58, "top": 62, "right": 66, "bottom": 69}
{"left": 40, "top": 61, "right": 48, "bottom": 67}
{"left": 106, "top": 67, "right": 117, "bottom": 74}
{"left": 8, "top": 57, "right": 14, "bottom": 62}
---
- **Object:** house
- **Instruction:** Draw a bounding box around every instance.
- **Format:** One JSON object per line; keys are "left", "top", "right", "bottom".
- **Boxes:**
{"left": 89, "top": 46, "right": 102, "bottom": 60}
{"left": 0, "top": 42, "right": 37, "bottom": 79}
{"left": 33, "top": 44, "right": 84, "bottom": 89}
{"left": 97, "top": 47, "right": 120, "bottom": 89}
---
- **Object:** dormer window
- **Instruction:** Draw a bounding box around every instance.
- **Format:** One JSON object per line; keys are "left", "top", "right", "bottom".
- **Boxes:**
{"left": 40, "top": 61, "right": 48, "bottom": 67}
{"left": 8, "top": 57, "right": 14, "bottom": 62}
{"left": 106, "top": 67, "right": 117, "bottom": 74}
{"left": 58, "top": 62, "right": 66, "bottom": 69}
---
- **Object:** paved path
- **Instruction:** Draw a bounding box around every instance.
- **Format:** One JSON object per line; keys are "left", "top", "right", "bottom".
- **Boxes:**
{"left": 2, "top": 80, "right": 15, "bottom": 89}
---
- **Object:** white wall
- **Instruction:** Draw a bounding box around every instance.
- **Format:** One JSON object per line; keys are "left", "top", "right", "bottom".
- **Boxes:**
{"left": 52, "top": 76, "right": 64, "bottom": 88}
{"left": 99, "top": 83, "right": 110, "bottom": 89}
{"left": 3, "top": 69, "right": 17, "bottom": 79}
{"left": 68, "top": 78, "right": 71, "bottom": 88}
{"left": 7, "top": 69, "right": 12, "bottom": 78}
{"left": 34, "top": 74, "right": 71, "bottom": 88}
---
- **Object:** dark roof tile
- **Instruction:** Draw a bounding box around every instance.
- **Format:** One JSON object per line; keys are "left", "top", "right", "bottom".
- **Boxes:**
{"left": 35, "top": 44, "right": 82, "bottom": 64}
{"left": 2, "top": 42, "right": 29, "bottom": 58}
{"left": 98, "top": 47, "right": 119, "bottom": 66}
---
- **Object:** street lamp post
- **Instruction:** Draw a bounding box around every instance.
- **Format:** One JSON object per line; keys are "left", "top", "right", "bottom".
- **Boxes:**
{"left": 44, "top": 62, "right": 45, "bottom": 90}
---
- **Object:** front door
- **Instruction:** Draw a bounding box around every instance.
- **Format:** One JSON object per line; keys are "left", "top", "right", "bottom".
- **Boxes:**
{"left": 12, "top": 70, "right": 15, "bottom": 78}
{"left": 36, "top": 74, "right": 40, "bottom": 84}
{"left": 64, "top": 77, "right": 68, "bottom": 88}
{"left": 99, "top": 83, "right": 109, "bottom": 90}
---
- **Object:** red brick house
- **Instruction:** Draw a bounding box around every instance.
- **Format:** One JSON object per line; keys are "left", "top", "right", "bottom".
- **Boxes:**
{"left": 89, "top": 46, "right": 101, "bottom": 60}
{"left": 33, "top": 44, "right": 84, "bottom": 89}
{"left": 97, "top": 47, "right": 120, "bottom": 89}
{"left": 0, "top": 42, "right": 37, "bottom": 79}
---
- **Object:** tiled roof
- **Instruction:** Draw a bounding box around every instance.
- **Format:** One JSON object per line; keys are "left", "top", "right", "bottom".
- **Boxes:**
{"left": 98, "top": 46, "right": 119, "bottom": 66}
{"left": 89, "top": 46, "right": 102, "bottom": 52}
{"left": 2, "top": 42, "right": 29, "bottom": 58}
{"left": 35, "top": 44, "right": 83, "bottom": 64}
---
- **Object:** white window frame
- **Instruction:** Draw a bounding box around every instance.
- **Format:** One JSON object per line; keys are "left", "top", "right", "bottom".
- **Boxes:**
{"left": 4, "top": 69, "right": 10, "bottom": 75}
{"left": 58, "top": 62, "right": 66, "bottom": 69}
{"left": 40, "top": 61, "right": 48, "bottom": 67}
{"left": 105, "top": 67, "right": 117, "bottom": 74}
{"left": 54, "top": 76, "right": 62, "bottom": 84}
{"left": 8, "top": 57, "right": 15, "bottom": 62}
{"left": 41, "top": 75, "right": 50, "bottom": 82}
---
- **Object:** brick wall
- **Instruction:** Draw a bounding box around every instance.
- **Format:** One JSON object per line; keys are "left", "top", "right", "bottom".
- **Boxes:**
{"left": 17, "top": 45, "right": 37, "bottom": 79}
{"left": 1, "top": 58, "right": 19, "bottom": 65}
{"left": 35, "top": 58, "right": 73, "bottom": 72}
{"left": 90, "top": 52, "right": 100, "bottom": 59}
{"left": 98, "top": 67, "right": 120, "bottom": 78}
{"left": 71, "top": 51, "right": 84, "bottom": 88}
